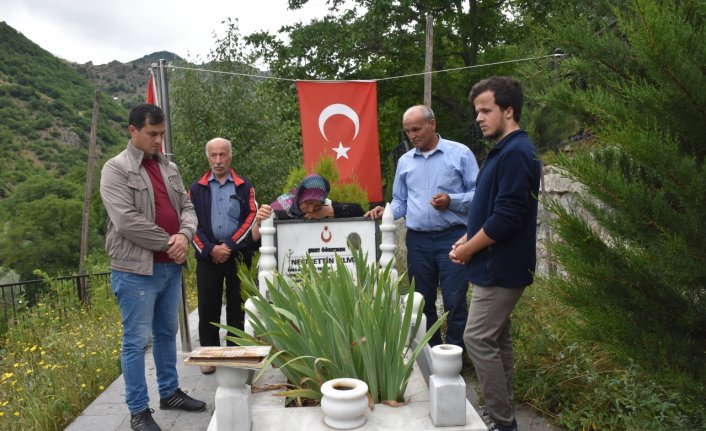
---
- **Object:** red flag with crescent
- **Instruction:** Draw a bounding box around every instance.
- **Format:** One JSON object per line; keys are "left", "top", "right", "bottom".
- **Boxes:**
{"left": 297, "top": 81, "right": 382, "bottom": 202}
{"left": 146, "top": 71, "right": 157, "bottom": 105}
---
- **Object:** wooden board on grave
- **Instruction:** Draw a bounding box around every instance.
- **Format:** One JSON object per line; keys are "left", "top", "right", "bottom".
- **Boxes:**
{"left": 184, "top": 346, "right": 272, "bottom": 369}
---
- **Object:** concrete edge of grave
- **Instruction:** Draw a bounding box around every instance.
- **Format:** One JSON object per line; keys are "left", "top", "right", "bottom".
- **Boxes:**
{"left": 207, "top": 354, "right": 486, "bottom": 431}
{"left": 205, "top": 334, "right": 486, "bottom": 431}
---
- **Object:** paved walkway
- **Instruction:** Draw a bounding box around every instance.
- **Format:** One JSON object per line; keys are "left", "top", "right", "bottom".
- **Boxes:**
{"left": 465, "top": 377, "right": 560, "bottom": 431}
{"left": 65, "top": 309, "right": 216, "bottom": 431}
{"left": 66, "top": 307, "right": 560, "bottom": 431}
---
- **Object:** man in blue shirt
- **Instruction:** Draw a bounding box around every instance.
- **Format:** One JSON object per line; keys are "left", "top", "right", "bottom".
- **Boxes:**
{"left": 189, "top": 138, "right": 257, "bottom": 374}
{"left": 450, "top": 77, "right": 541, "bottom": 431}
{"left": 367, "top": 105, "right": 478, "bottom": 348}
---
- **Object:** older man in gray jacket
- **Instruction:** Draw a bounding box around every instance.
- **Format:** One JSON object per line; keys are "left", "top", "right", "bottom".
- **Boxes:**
{"left": 100, "top": 104, "right": 205, "bottom": 431}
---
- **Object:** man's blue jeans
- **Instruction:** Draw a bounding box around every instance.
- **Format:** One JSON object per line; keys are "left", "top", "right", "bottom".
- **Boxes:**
{"left": 406, "top": 225, "right": 469, "bottom": 347}
{"left": 111, "top": 263, "right": 182, "bottom": 414}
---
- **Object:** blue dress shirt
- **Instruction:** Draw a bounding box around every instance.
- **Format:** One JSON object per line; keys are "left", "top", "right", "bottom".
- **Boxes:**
{"left": 209, "top": 172, "right": 238, "bottom": 242}
{"left": 391, "top": 136, "right": 479, "bottom": 232}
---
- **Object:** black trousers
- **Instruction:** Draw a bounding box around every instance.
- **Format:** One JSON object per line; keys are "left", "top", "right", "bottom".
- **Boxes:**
{"left": 196, "top": 254, "right": 248, "bottom": 347}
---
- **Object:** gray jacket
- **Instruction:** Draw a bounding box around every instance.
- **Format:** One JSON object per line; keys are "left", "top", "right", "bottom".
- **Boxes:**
{"left": 100, "top": 141, "right": 197, "bottom": 275}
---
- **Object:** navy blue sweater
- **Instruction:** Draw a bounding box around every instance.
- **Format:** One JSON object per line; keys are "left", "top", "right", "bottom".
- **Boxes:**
{"left": 465, "top": 130, "right": 541, "bottom": 288}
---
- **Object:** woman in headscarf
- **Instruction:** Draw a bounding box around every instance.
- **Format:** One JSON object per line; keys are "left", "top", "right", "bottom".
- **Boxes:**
{"left": 250, "top": 174, "right": 364, "bottom": 241}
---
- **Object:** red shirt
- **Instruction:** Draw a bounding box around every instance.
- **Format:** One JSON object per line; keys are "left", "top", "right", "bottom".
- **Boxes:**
{"left": 142, "top": 157, "right": 180, "bottom": 263}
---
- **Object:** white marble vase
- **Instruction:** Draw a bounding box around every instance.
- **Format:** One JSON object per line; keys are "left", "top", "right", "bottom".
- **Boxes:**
{"left": 320, "top": 378, "right": 369, "bottom": 430}
{"left": 431, "top": 344, "right": 463, "bottom": 376}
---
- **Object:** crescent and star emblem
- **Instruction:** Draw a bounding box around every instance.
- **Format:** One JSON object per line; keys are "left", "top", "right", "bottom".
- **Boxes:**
{"left": 320, "top": 226, "right": 332, "bottom": 243}
{"left": 318, "top": 103, "right": 359, "bottom": 160}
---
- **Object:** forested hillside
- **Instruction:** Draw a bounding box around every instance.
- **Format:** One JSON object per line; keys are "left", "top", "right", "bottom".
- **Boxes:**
{"left": 0, "top": 22, "right": 128, "bottom": 193}
{"left": 0, "top": 22, "right": 129, "bottom": 280}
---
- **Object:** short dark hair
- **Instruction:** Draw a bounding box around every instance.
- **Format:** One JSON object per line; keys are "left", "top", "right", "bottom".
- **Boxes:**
{"left": 469, "top": 76, "right": 524, "bottom": 122}
{"left": 128, "top": 104, "right": 165, "bottom": 130}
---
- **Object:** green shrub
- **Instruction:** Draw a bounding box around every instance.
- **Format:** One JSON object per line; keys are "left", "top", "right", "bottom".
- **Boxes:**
{"left": 528, "top": 0, "right": 706, "bottom": 377}
{"left": 222, "top": 250, "right": 444, "bottom": 404}
{"left": 279, "top": 155, "right": 369, "bottom": 209}
{"left": 512, "top": 279, "right": 706, "bottom": 430}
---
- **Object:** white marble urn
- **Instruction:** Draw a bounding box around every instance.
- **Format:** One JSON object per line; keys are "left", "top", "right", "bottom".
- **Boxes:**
{"left": 431, "top": 344, "right": 463, "bottom": 377}
{"left": 320, "top": 378, "right": 369, "bottom": 429}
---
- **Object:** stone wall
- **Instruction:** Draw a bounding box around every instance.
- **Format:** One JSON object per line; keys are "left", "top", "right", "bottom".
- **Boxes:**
{"left": 536, "top": 165, "right": 585, "bottom": 276}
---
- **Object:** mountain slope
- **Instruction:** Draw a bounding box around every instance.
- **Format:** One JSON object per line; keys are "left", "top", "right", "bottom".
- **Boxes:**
{"left": 72, "top": 50, "right": 183, "bottom": 108}
{"left": 0, "top": 21, "right": 128, "bottom": 196}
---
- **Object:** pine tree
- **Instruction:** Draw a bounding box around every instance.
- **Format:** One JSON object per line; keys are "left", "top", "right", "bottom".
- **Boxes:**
{"left": 533, "top": 0, "right": 706, "bottom": 375}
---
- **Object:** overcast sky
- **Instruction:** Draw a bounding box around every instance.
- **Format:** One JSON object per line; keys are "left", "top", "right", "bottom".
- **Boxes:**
{"left": 1, "top": 0, "right": 336, "bottom": 64}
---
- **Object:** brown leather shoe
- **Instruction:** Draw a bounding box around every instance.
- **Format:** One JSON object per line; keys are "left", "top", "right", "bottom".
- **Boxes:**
{"left": 200, "top": 365, "right": 215, "bottom": 375}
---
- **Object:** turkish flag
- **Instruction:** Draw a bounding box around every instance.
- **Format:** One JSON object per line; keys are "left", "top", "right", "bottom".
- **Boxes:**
{"left": 146, "top": 71, "right": 158, "bottom": 105}
{"left": 146, "top": 71, "right": 165, "bottom": 152}
{"left": 297, "top": 81, "right": 382, "bottom": 203}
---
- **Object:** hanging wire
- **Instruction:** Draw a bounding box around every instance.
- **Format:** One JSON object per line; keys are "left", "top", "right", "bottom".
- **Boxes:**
{"left": 167, "top": 53, "right": 564, "bottom": 82}
{"left": 168, "top": 65, "right": 298, "bottom": 82}
{"left": 375, "top": 54, "right": 563, "bottom": 81}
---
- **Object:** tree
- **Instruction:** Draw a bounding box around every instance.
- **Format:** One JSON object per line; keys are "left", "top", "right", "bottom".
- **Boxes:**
{"left": 0, "top": 175, "right": 101, "bottom": 281}
{"left": 530, "top": 0, "right": 706, "bottom": 376}
{"left": 0, "top": 196, "right": 85, "bottom": 280}
{"left": 170, "top": 19, "right": 302, "bottom": 204}
{"left": 244, "top": 0, "right": 540, "bottom": 194}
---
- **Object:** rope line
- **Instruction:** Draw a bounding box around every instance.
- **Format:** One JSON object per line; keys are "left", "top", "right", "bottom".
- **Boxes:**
{"left": 376, "top": 54, "right": 563, "bottom": 81}
{"left": 167, "top": 54, "right": 563, "bottom": 82}
{"left": 168, "top": 65, "right": 298, "bottom": 82}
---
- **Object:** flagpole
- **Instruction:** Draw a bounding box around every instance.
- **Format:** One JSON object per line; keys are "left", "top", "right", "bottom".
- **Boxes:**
{"left": 158, "top": 60, "right": 174, "bottom": 160}
{"left": 156, "top": 58, "right": 192, "bottom": 353}
{"left": 424, "top": 15, "right": 433, "bottom": 107}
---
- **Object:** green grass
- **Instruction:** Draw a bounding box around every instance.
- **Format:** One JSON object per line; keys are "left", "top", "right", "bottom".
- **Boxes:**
{"left": 510, "top": 279, "right": 706, "bottom": 431}
{"left": 0, "top": 283, "right": 121, "bottom": 430}
{"left": 0, "top": 266, "right": 198, "bottom": 431}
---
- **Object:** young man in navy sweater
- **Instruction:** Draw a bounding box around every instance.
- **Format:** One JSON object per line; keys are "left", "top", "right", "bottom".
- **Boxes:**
{"left": 450, "top": 76, "right": 541, "bottom": 431}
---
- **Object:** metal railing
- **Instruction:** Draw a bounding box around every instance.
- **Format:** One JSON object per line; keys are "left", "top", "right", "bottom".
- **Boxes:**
{"left": 0, "top": 272, "right": 111, "bottom": 331}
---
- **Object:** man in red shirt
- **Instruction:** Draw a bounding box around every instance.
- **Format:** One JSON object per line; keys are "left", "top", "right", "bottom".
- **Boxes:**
{"left": 100, "top": 104, "right": 207, "bottom": 431}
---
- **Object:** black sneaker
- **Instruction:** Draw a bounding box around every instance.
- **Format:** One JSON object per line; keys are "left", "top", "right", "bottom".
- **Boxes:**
{"left": 480, "top": 408, "right": 492, "bottom": 424}
{"left": 159, "top": 388, "right": 207, "bottom": 412}
{"left": 487, "top": 418, "right": 518, "bottom": 431}
{"left": 130, "top": 408, "right": 162, "bottom": 431}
